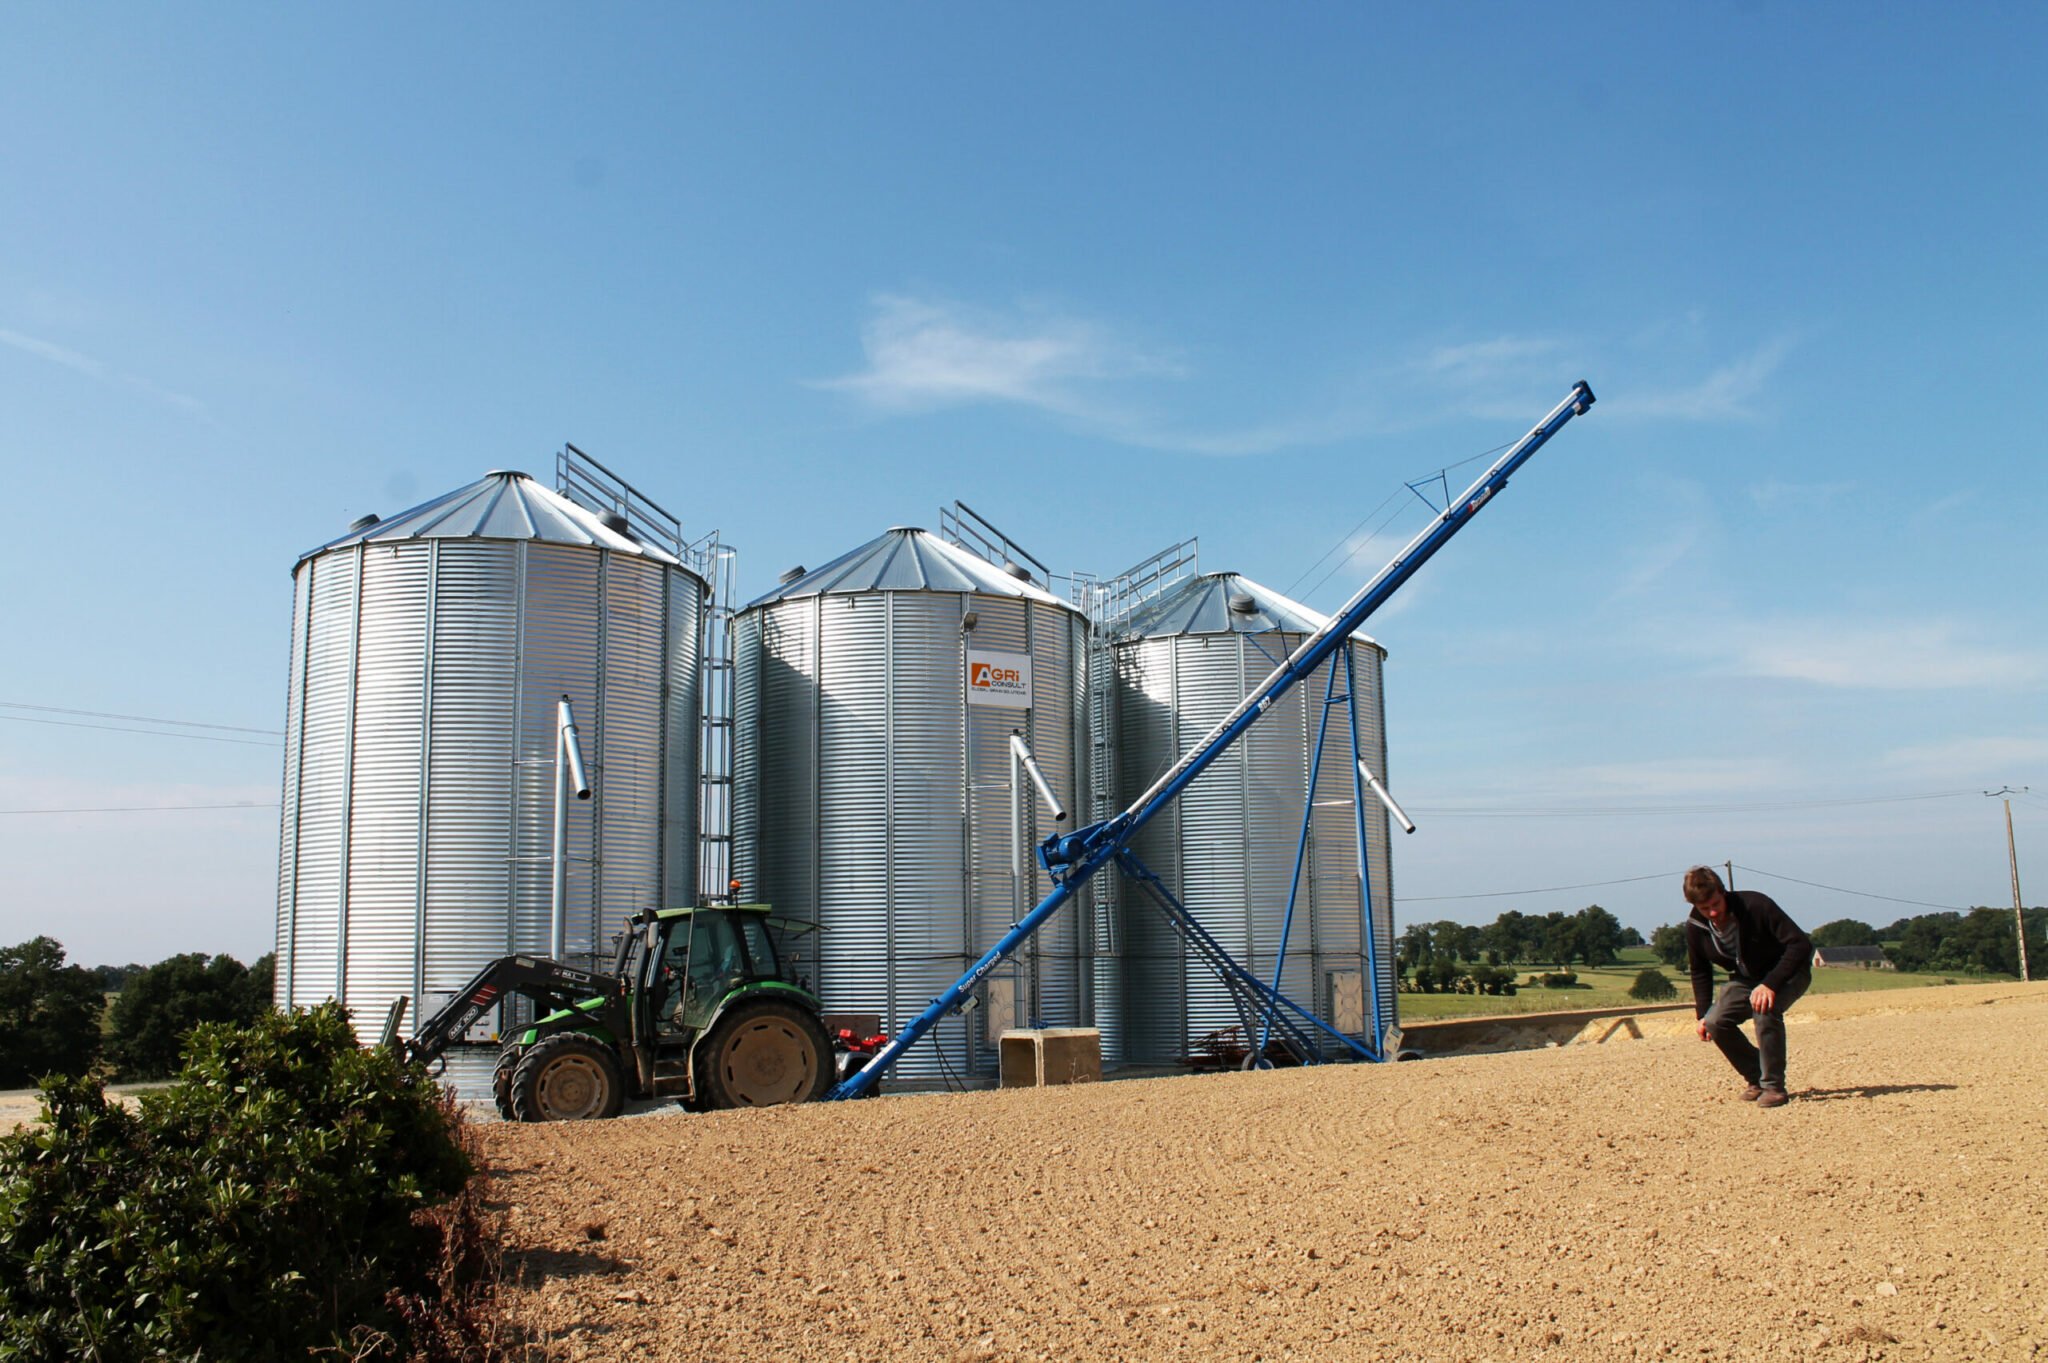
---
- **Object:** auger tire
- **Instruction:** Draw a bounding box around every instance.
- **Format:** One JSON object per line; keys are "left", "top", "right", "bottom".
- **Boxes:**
{"left": 491, "top": 1043, "right": 525, "bottom": 1120}
{"left": 696, "top": 999, "right": 833, "bottom": 1110}
{"left": 509, "top": 1032, "right": 627, "bottom": 1122}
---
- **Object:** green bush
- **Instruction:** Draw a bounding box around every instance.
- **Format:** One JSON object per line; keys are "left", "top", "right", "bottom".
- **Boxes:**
{"left": 0, "top": 1003, "right": 494, "bottom": 1361}
{"left": 1536, "top": 971, "right": 1580, "bottom": 989}
{"left": 1628, "top": 968, "right": 1678, "bottom": 1002}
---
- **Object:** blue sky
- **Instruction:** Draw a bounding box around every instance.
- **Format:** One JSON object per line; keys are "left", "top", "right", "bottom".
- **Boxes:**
{"left": 3, "top": 5, "right": 2043, "bottom": 968}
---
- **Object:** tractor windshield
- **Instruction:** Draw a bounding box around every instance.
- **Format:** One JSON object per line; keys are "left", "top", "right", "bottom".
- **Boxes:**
{"left": 735, "top": 915, "right": 781, "bottom": 978}
{"left": 650, "top": 911, "right": 790, "bottom": 1036}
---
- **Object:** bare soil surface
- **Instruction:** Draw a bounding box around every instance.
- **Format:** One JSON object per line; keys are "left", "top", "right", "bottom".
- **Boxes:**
{"left": 481, "top": 981, "right": 2046, "bottom": 1361}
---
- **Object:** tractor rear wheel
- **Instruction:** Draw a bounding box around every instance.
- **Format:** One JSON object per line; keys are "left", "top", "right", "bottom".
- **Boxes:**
{"left": 696, "top": 999, "right": 833, "bottom": 1110}
{"left": 509, "top": 1033, "right": 627, "bottom": 1121}
{"left": 491, "top": 1043, "right": 524, "bottom": 1120}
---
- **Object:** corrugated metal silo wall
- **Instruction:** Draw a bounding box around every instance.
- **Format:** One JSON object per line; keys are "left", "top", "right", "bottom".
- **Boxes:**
{"left": 732, "top": 590, "right": 1091, "bottom": 1086}
{"left": 275, "top": 540, "right": 702, "bottom": 1043}
{"left": 1113, "top": 633, "right": 1393, "bottom": 1064}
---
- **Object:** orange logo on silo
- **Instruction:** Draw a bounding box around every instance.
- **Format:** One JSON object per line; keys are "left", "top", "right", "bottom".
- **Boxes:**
{"left": 971, "top": 661, "right": 1020, "bottom": 689}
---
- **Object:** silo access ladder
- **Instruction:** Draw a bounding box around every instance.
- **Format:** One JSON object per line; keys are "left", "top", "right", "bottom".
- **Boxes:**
{"left": 824, "top": 381, "right": 1597, "bottom": 1099}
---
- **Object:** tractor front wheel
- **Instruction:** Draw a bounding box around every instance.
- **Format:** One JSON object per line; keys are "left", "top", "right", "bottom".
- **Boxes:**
{"left": 491, "top": 1043, "right": 525, "bottom": 1120}
{"left": 509, "top": 1033, "right": 627, "bottom": 1121}
{"left": 696, "top": 1000, "right": 833, "bottom": 1110}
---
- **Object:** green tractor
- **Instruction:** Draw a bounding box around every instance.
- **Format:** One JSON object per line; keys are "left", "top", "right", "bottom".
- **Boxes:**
{"left": 398, "top": 904, "right": 870, "bottom": 1120}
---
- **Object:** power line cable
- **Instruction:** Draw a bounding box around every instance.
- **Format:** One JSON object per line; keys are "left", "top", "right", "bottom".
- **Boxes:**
{"left": 0, "top": 802, "right": 276, "bottom": 815}
{"left": 1399, "top": 870, "right": 1682, "bottom": 903}
{"left": 1730, "top": 863, "right": 1967, "bottom": 912}
{"left": 0, "top": 701, "right": 281, "bottom": 735}
{"left": 0, "top": 715, "right": 282, "bottom": 747}
{"left": 1412, "top": 789, "right": 1983, "bottom": 818}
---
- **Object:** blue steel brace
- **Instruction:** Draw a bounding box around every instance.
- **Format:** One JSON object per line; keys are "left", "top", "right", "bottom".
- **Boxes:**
{"left": 1115, "top": 849, "right": 1376, "bottom": 1064}
{"left": 825, "top": 380, "right": 1595, "bottom": 1099}
{"left": 1345, "top": 645, "right": 1389, "bottom": 1057}
{"left": 1257, "top": 657, "right": 1343, "bottom": 1062}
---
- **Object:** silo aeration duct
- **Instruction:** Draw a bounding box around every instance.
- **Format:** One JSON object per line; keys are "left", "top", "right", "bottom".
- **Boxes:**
{"left": 1009, "top": 732, "right": 1067, "bottom": 876}
{"left": 552, "top": 696, "right": 593, "bottom": 959}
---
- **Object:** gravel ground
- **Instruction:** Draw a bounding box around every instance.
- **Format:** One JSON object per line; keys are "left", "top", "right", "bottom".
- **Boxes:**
{"left": 481, "top": 981, "right": 2048, "bottom": 1362}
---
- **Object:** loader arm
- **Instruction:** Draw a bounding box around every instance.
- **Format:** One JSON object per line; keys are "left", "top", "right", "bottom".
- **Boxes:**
{"left": 399, "top": 955, "right": 623, "bottom": 1068}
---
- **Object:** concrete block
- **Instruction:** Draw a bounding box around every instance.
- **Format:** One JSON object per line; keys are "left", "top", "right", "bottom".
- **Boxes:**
{"left": 998, "top": 1027, "right": 1102, "bottom": 1087}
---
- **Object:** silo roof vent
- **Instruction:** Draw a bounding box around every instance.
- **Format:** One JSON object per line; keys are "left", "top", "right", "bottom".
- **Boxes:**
{"left": 778, "top": 565, "right": 807, "bottom": 585}
{"left": 1227, "top": 590, "right": 1258, "bottom": 615}
{"left": 348, "top": 513, "right": 381, "bottom": 533}
{"left": 1002, "top": 560, "right": 1032, "bottom": 582}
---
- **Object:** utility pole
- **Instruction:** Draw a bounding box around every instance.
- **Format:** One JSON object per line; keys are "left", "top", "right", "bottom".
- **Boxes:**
{"left": 1725, "top": 860, "right": 1735, "bottom": 889}
{"left": 1985, "top": 788, "right": 2030, "bottom": 983}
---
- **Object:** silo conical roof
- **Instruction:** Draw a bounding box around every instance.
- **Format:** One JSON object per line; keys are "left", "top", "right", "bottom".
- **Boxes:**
{"left": 1121, "top": 571, "right": 1378, "bottom": 644}
{"left": 297, "top": 470, "right": 682, "bottom": 566}
{"left": 745, "top": 527, "right": 1067, "bottom": 608}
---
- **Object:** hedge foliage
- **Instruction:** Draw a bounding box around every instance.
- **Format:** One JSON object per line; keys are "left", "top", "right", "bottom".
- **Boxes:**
{"left": 0, "top": 1003, "right": 485, "bottom": 1362}
{"left": 1628, "top": 967, "right": 1678, "bottom": 1001}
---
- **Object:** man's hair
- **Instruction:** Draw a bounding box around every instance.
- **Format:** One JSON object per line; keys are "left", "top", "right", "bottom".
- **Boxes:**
{"left": 1683, "top": 865, "right": 1726, "bottom": 905}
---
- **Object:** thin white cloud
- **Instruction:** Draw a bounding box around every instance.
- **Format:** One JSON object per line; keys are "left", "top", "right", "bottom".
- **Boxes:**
{"left": 822, "top": 298, "right": 1801, "bottom": 454}
{"left": 1421, "top": 755, "right": 1796, "bottom": 807}
{"left": 817, "top": 295, "right": 1178, "bottom": 416}
{"left": 1881, "top": 736, "right": 2048, "bottom": 783}
{"left": 1747, "top": 477, "right": 1857, "bottom": 512}
{"left": 1563, "top": 756, "right": 1796, "bottom": 798}
{"left": 1415, "top": 335, "right": 1566, "bottom": 382}
{"left": 0, "top": 328, "right": 110, "bottom": 380}
{"left": 1725, "top": 619, "right": 2048, "bottom": 690}
{"left": 1608, "top": 335, "right": 1794, "bottom": 421}
{"left": 0, "top": 326, "right": 209, "bottom": 417}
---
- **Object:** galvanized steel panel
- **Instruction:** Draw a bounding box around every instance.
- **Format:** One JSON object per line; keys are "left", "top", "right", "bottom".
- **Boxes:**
{"left": 276, "top": 505, "right": 706, "bottom": 1063}
{"left": 1113, "top": 613, "right": 1395, "bottom": 1065}
{"left": 284, "top": 548, "right": 358, "bottom": 1011}
{"left": 732, "top": 537, "right": 1090, "bottom": 1088}
{"left": 422, "top": 543, "right": 519, "bottom": 995}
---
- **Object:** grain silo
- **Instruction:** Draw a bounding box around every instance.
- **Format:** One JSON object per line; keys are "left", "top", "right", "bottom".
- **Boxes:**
{"left": 275, "top": 468, "right": 707, "bottom": 1056}
{"left": 730, "top": 528, "right": 1094, "bottom": 1086}
{"left": 1111, "top": 572, "right": 1394, "bottom": 1065}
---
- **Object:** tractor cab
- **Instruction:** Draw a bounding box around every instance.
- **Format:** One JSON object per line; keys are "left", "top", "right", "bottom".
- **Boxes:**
{"left": 624, "top": 904, "right": 815, "bottom": 1037}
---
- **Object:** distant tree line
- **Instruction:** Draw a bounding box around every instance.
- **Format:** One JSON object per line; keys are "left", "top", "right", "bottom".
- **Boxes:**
{"left": 1648, "top": 906, "right": 2045, "bottom": 977}
{"left": 0, "top": 936, "right": 274, "bottom": 1088}
{"left": 1396, "top": 906, "right": 1640, "bottom": 992}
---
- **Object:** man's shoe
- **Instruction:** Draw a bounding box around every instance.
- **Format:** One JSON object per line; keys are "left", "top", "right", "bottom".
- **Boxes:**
{"left": 1757, "top": 1087, "right": 1789, "bottom": 1109}
{"left": 1738, "top": 1083, "right": 1764, "bottom": 1101}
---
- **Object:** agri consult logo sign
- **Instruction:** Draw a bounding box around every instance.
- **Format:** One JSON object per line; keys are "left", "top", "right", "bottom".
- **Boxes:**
{"left": 966, "top": 649, "right": 1033, "bottom": 710}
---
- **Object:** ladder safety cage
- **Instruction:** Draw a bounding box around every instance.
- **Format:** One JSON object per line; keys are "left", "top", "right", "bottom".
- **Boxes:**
{"left": 826, "top": 381, "right": 1597, "bottom": 1099}
{"left": 554, "top": 444, "right": 737, "bottom": 907}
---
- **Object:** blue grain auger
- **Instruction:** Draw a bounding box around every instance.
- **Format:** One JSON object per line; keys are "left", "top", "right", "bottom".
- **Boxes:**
{"left": 826, "top": 381, "right": 1596, "bottom": 1099}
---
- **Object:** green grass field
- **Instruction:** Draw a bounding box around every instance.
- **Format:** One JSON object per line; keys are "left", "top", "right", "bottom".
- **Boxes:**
{"left": 1392, "top": 946, "right": 2005, "bottom": 1021}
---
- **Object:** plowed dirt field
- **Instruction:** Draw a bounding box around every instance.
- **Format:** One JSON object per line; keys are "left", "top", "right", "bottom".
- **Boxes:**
{"left": 483, "top": 982, "right": 2047, "bottom": 1362}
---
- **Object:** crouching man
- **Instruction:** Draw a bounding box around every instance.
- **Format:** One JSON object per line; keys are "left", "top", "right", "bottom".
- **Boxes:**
{"left": 1683, "top": 866, "right": 1814, "bottom": 1108}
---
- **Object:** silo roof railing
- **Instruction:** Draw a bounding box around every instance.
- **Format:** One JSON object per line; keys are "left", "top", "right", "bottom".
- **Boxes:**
{"left": 1120, "top": 572, "right": 1380, "bottom": 647}
{"left": 744, "top": 527, "right": 1069, "bottom": 608}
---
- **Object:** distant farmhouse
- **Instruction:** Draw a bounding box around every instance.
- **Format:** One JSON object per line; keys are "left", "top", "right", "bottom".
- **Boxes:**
{"left": 1813, "top": 944, "right": 1893, "bottom": 969}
